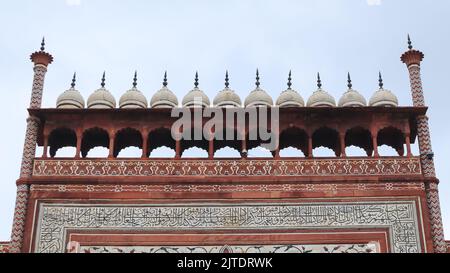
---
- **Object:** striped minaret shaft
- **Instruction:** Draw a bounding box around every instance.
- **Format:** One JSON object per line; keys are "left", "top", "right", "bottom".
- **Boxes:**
{"left": 9, "top": 39, "right": 53, "bottom": 253}
{"left": 401, "top": 36, "right": 446, "bottom": 253}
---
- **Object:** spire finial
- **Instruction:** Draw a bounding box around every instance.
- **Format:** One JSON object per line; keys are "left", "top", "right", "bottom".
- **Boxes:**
{"left": 225, "top": 70, "right": 230, "bottom": 88}
{"left": 194, "top": 71, "right": 199, "bottom": 88}
{"left": 287, "top": 70, "right": 292, "bottom": 89}
{"left": 408, "top": 34, "right": 413, "bottom": 50}
{"left": 40, "top": 37, "right": 45, "bottom": 51}
{"left": 347, "top": 72, "right": 352, "bottom": 89}
{"left": 317, "top": 72, "right": 322, "bottom": 89}
{"left": 163, "top": 71, "right": 168, "bottom": 87}
{"left": 71, "top": 72, "right": 76, "bottom": 89}
{"left": 256, "top": 69, "right": 260, "bottom": 88}
{"left": 101, "top": 71, "right": 106, "bottom": 88}
{"left": 378, "top": 71, "right": 384, "bottom": 89}
{"left": 133, "top": 71, "right": 138, "bottom": 88}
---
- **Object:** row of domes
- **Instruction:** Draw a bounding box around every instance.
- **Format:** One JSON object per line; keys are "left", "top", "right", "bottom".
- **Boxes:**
{"left": 56, "top": 71, "right": 399, "bottom": 109}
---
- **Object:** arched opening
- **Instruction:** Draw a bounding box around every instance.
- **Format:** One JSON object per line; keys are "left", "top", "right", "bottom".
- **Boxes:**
{"left": 81, "top": 127, "right": 109, "bottom": 158}
{"left": 377, "top": 127, "right": 405, "bottom": 156}
{"left": 345, "top": 127, "right": 373, "bottom": 157}
{"left": 48, "top": 128, "right": 77, "bottom": 158}
{"left": 279, "top": 127, "right": 308, "bottom": 157}
{"left": 312, "top": 127, "right": 340, "bottom": 157}
{"left": 180, "top": 127, "right": 209, "bottom": 158}
{"left": 114, "top": 128, "right": 143, "bottom": 158}
{"left": 246, "top": 129, "right": 274, "bottom": 158}
{"left": 148, "top": 128, "right": 176, "bottom": 158}
{"left": 214, "top": 129, "right": 242, "bottom": 158}
{"left": 248, "top": 146, "right": 273, "bottom": 158}
{"left": 279, "top": 147, "right": 305, "bottom": 157}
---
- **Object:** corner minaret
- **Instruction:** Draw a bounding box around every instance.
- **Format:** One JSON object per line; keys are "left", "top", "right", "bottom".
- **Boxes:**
{"left": 10, "top": 38, "right": 53, "bottom": 253}
{"left": 401, "top": 35, "right": 446, "bottom": 253}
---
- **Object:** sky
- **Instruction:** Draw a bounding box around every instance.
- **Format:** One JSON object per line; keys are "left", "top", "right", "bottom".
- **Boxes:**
{"left": 0, "top": 0, "right": 449, "bottom": 241}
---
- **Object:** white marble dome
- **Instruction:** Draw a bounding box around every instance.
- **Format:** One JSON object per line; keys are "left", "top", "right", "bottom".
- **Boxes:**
{"left": 307, "top": 88, "right": 336, "bottom": 107}
{"left": 119, "top": 87, "right": 148, "bottom": 109}
{"left": 87, "top": 87, "right": 116, "bottom": 109}
{"left": 57, "top": 87, "right": 85, "bottom": 109}
{"left": 245, "top": 87, "right": 273, "bottom": 107}
{"left": 214, "top": 87, "right": 241, "bottom": 107}
{"left": 183, "top": 87, "right": 210, "bottom": 107}
{"left": 338, "top": 88, "right": 367, "bottom": 107}
{"left": 276, "top": 88, "right": 304, "bottom": 107}
{"left": 150, "top": 86, "right": 179, "bottom": 108}
{"left": 369, "top": 88, "right": 398, "bottom": 107}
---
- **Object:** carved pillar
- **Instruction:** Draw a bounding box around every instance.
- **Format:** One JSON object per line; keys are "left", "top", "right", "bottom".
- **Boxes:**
{"left": 241, "top": 131, "right": 247, "bottom": 158}
{"left": 175, "top": 140, "right": 181, "bottom": 159}
{"left": 339, "top": 133, "right": 346, "bottom": 157}
{"left": 405, "top": 132, "right": 412, "bottom": 157}
{"left": 208, "top": 140, "right": 214, "bottom": 159}
{"left": 142, "top": 132, "right": 148, "bottom": 159}
{"left": 108, "top": 132, "right": 115, "bottom": 159}
{"left": 307, "top": 135, "right": 313, "bottom": 158}
{"left": 401, "top": 40, "right": 446, "bottom": 252}
{"left": 42, "top": 131, "right": 49, "bottom": 158}
{"left": 10, "top": 41, "right": 53, "bottom": 253}
{"left": 75, "top": 130, "right": 82, "bottom": 159}
{"left": 371, "top": 129, "right": 379, "bottom": 157}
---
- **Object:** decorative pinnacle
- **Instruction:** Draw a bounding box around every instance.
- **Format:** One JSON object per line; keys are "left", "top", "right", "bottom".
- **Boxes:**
{"left": 194, "top": 71, "right": 199, "bottom": 88}
{"left": 101, "top": 72, "right": 106, "bottom": 88}
{"left": 40, "top": 37, "right": 45, "bottom": 51}
{"left": 287, "top": 70, "right": 292, "bottom": 89}
{"left": 133, "top": 71, "right": 138, "bottom": 88}
{"left": 256, "top": 69, "right": 260, "bottom": 88}
{"left": 225, "top": 70, "right": 230, "bottom": 88}
{"left": 347, "top": 72, "right": 352, "bottom": 89}
{"left": 71, "top": 72, "right": 76, "bottom": 89}
{"left": 407, "top": 34, "right": 413, "bottom": 50}
{"left": 163, "top": 71, "right": 168, "bottom": 87}
{"left": 317, "top": 73, "right": 322, "bottom": 89}
{"left": 378, "top": 71, "right": 384, "bottom": 89}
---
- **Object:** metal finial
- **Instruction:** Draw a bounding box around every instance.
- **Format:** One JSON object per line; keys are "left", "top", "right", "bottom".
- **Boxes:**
{"left": 317, "top": 73, "right": 322, "bottom": 89}
{"left": 225, "top": 70, "right": 230, "bottom": 88}
{"left": 40, "top": 37, "right": 45, "bottom": 51}
{"left": 194, "top": 71, "right": 199, "bottom": 88}
{"left": 347, "top": 72, "right": 352, "bottom": 89}
{"left": 287, "top": 70, "right": 292, "bottom": 89}
{"left": 163, "top": 71, "right": 168, "bottom": 87}
{"left": 408, "top": 34, "right": 413, "bottom": 50}
{"left": 133, "top": 71, "right": 138, "bottom": 88}
{"left": 101, "top": 72, "right": 106, "bottom": 88}
{"left": 378, "top": 71, "right": 384, "bottom": 89}
{"left": 71, "top": 72, "right": 76, "bottom": 88}
{"left": 256, "top": 69, "right": 260, "bottom": 88}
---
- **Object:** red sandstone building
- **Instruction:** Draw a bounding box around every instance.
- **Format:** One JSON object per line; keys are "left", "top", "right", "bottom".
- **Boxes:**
{"left": 1, "top": 38, "right": 449, "bottom": 253}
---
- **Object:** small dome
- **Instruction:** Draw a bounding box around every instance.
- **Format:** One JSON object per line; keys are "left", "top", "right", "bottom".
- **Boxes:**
{"left": 87, "top": 87, "right": 116, "bottom": 109}
{"left": 307, "top": 88, "right": 336, "bottom": 107}
{"left": 276, "top": 88, "right": 304, "bottom": 107}
{"left": 245, "top": 87, "right": 273, "bottom": 107}
{"left": 150, "top": 86, "right": 179, "bottom": 108}
{"left": 369, "top": 88, "right": 398, "bottom": 107}
{"left": 57, "top": 87, "right": 85, "bottom": 109}
{"left": 369, "top": 72, "right": 398, "bottom": 107}
{"left": 56, "top": 73, "right": 85, "bottom": 109}
{"left": 119, "top": 87, "right": 148, "bottom": 109}
{"left": 87, "top": 73, "right": 116, "bottom": 109}
{"left": 214, "top": 87, "right": 241, "bottom": 107}
{"left": 183, "top": 87, "right": 210, "bottom": 107}
{"left": 338, "top": 88, "right": 367, "bottom": 107}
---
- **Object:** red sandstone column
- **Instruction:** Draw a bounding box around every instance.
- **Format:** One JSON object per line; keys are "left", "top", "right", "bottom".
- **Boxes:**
{"left": 401, "top": 37, "right": 446, "bottom": 253}
{"left": 307, "top": 135, "right": 313, "bottom": 158}
{"left": 10, "top": 39, "right": 53, "bottom": 253}
{"left": 339, "top": 133, "right": 346, "bottom": 157}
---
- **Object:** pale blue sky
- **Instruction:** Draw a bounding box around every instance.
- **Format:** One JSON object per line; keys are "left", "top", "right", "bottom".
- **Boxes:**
{"left": 0, "top": 0, "right": 449, "bottom": 241}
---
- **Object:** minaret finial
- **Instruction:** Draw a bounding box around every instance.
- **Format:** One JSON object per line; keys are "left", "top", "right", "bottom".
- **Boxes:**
{"left": 408, "top": 34, "right": 413, "bottom": 50}
{"left": 225, "top": 70, "right": 230, "bottom": 88}
{"left": 40, "top": 37, "right": 45, "bottom": 51}
{"left": 317, "top": 72, "right": 322, "bottom": 89}
{"left": 101, "top": 71, "right": 106, "bottom": 88}
{"left": 256, "top": 69, "right": 260, "bottom": 88}
{"left": 163, "top": 71, "right": 168, "bottom": 87}
{"left": 194, "top": 71, "right": 199, "bottom": 88}
{"left": 71, "top": 72, "right": 76, "bottom": 89}
{"left": 347, "top": 72, "right": 352, "bottom": 89}
{"left": 287, "top": 70, "right": 292, "bottom": 89}
{"left": 133, "top": 71, "right": 138, "bottom": 88}
{"left": 378, "top": 71, "right": 384, "bottom": 89}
